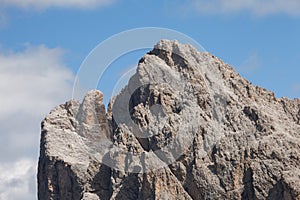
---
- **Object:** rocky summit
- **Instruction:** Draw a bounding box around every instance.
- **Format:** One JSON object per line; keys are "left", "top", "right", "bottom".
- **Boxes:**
{"left": 38, "top": 40, "right": 300, "bottom": 200}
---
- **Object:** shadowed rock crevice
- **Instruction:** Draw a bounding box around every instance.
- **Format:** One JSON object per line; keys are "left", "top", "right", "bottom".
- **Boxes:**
{"left": 242, "top": 168, "right": 256, "bottom": 200}
{"left": 91, "top": 164, "right": 113, "bottom": 200}
{"left": 149, "top": 48, "right": 189, "bottom": 69}
{"left": 267, "top": 179, "right": 297, "bottom": 200}
{"left": 114, "top": 173, "right": 141, "bottom": 200}
{"left": 243, "top": 106, "right": 259, "bottom": 122}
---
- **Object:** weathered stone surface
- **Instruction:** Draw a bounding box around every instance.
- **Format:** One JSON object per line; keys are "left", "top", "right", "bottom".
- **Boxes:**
{"left": 38, "top": 40, "right": 300, "bottom": 200}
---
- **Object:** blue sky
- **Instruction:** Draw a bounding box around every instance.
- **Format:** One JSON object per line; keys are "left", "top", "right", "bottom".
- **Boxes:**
{"left": 0, "top": 0, "right": 300, "bottom": 199}
{"left": 1, "top": 1, "right": 300, "bottom": 98}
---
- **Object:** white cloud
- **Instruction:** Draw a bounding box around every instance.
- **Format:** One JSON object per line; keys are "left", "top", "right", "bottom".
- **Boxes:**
{"left": 0, "top": 0, "right": 114, "bottom": 10}
{"left": 0, "top": 44, "right": 74, "bottom": 199}
{"left": 190, "top": 0, "right": 300, "bottom": 16}
{"left": 0, "top": 159, "right": 36, "bottom": 200}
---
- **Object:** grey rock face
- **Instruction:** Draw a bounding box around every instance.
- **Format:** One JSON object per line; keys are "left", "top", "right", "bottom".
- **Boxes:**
{"left": 38, "top": 40, "right": 300, "bottom": 200}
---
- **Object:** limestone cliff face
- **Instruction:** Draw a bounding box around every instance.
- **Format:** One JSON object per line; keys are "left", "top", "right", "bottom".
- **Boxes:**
{"left": 38, "top": 40, "right": 300, "bottom": 200}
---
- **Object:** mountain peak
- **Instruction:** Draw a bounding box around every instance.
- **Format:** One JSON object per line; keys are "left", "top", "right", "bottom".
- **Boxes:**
{"left": 38, "top": 40, "right": 300, "bottom": 200}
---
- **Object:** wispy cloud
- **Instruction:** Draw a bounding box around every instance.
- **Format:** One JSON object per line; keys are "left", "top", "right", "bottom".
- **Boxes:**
{"left": 238, "top": 52, "right": 260, "bottom": 74}
{"left": 189, "top": 0, "right": 300, "bottom": 16}
{"left": 0, "top": 44, "right": 74, "bottom": 198}
{"left": 290, "top": 83, "right": 300, "bottom": 97}
{"left": 0, "top": 0, "right": 114, "bottom": 10}
{"left": 0, "top": 11, "right": 8, "bottom": 28}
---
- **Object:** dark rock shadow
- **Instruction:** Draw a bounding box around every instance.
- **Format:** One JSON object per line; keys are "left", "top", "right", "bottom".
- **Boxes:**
{"left": 91, "top": 155, "right": 113, "bottom": 200}
{"left": 38, "top": 159, "right": 83, "bottom": 200}
{"left": 241, "top": 168, "right": 256, "bottom": 200}
{"left": 267, "top": 179, "right": 293, "bottom": 200}
{"left": 115, "top": 172, "right": 141, "bottom": 200}
{"left": 92, "top": 163, "right": 113, "bottom": 200}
